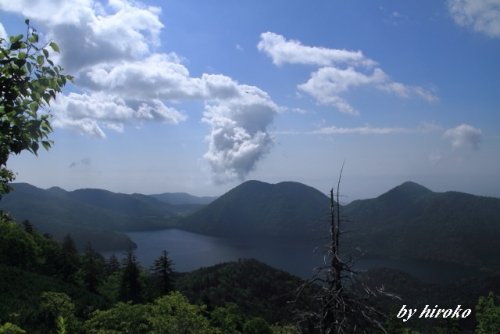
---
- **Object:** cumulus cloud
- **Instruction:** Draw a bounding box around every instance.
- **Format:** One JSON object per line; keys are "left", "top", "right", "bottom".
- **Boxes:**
{"left": 448, "top": 0, "right": 500, "bottom": 37}
{"left": 1, "top": 0, "right": 282, "bottom": 182}
{"left": 443, "top": 123, "right": 482, "bottom": 149}
{"left": 0, "top": 0, "right": 163, "bottom": 73}
{"left": 51, "top": 92, "right": 186, "bottom": 137}
{"left": 203, "top": 85, "right": 279, "bottom": 183}
{"left": 258, "top": 32, "right": 437, "bottom": 115}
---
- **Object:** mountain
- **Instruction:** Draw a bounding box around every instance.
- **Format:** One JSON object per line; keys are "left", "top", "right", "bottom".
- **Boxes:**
{"left": 0, "top": 183, "right": 206, "bottom": 251}
{"left": 179, "top": 180, "right": 500, "bottom": 269}
{"left": 179, "top": 180, "right": 330, "bottom": 239}
{"left": 151, "top": 192, "right": 216, "bottom": 205}
{"left": 342, "top": 181, "right": 500, "bottom": 268}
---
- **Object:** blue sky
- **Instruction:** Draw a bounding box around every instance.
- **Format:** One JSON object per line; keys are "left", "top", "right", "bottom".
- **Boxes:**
{"left": 1, "top": 0, "right": 499, "bottom": 200}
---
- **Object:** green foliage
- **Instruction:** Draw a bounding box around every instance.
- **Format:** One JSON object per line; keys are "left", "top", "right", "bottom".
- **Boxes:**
{"left": 0, "top": 20, "right": 71, "bottom": 196}
{"left": 0, "top": 323, "right": 26, "bottom": 334}
{"left": 84, "top": 302, "right": 151, "bottom": 334}
{"left": 209, "top": 303, "right": 245, "bottom": 334}
{"left": 242, "top": 317, "right": 272, "bottom": 334}
{"left": 475, "top": 292, "right": 500, "bottom": 334}
{"left": 0, "top": 212, "right": 40, "bottom": 268}
{"left": 147, "top": 292, "right": 216, "bottom": 334}
{"left": 38, "top": 291, "right": 77, "bottom": 333}
{"left": 79, "top": 243, "right": 106, "bottom": 293}
{"left": 151, "top": 250, "right": 175, "bottom": 296}
{"left": 119, "top": 249, "right": 143, "bottom": 303}
{"left": 176, "top": 259, "right": 314, "bottom": 324}
{"left": 55, "top": 316, "right": 66, "bottom": 334}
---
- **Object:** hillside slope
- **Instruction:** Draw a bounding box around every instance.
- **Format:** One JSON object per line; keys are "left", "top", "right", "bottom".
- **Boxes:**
{"left": 180, "top": 180, "right": 330, "bottom": 239}
{"left": 343, "top": 181, "right": 500, "bottom": 267}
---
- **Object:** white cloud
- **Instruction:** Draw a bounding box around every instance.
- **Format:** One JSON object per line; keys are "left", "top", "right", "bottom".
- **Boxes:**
{"left": 257, "top": 32, "right": 375, "bottom": 67}
{"left": 81, "top": 53, "right": 204, "bottom": 100}
{"left": 2, "top": 1, "right": 280, "bottom": 182}
{"left": 298, "top": 67, "right": 436, "bottom": 115}
{"left": 313, "top": 125, "right": 412, "bottom": 135}
{"left": 0, "top": 22, "right": 7, "bottom": 40}
{"left": 258, "top": 32, "right": 437, "bottom": 115}
{"left": 203, "top": 85, "right": 279, "bottom": 183}
{"left": 448, "top": 0, "right": 500, "bottom": 37}
{"left": 0, "top": 0, "right": 163, "bottom": 73}
{"left": 51, "top": 92, "right": 186, "bottom": 137}
{"left": 443, "top": 123, "right": 482, "bottom": 149}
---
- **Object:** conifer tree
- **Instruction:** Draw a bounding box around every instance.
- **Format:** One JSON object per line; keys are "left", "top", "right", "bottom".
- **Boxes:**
{"left": 81, "top": 243, "right": 104, "bottom": 293}
{"left": 60, "top": 234, "right": 79, "bottom": 282}
{"left": 151, "top": 249, "right": 174, "bottom": 295}
{"left": 119, "top": 248, "right": 142, "bottom": 303}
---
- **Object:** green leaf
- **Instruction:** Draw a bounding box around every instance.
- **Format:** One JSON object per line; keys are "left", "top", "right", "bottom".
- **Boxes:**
{"left": 9, "top": 34, "right": 23, "bottom": 44}
{"left": 49, "top": 41, "right": 60, "bottom": 53}
{"left": 41, "top": 140, "right": 52, "bottom": 150}
{"left": 36, "top": 55, "right": 44, "bottom": 66}
{"left": 28, "top": 33, "right": 39, "bottom": 43}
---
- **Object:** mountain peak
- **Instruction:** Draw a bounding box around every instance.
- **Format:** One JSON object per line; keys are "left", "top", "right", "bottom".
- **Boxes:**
{"left": 378, "top": 181, "right": 432, "bottom": 202}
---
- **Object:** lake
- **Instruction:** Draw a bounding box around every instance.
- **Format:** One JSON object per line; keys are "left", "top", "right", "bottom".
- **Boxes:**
{"left": 106, "top": 228, "right": 483, "bottom": 284}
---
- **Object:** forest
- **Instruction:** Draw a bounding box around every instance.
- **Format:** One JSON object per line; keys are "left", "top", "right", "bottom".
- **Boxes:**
{"left": 1, "top": 214, "right": 500, "bottom": 333}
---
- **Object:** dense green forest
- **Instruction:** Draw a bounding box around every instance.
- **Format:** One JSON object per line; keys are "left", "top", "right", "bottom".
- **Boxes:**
{"left": 1, "top": 212, "right": 500, "bottom": 333}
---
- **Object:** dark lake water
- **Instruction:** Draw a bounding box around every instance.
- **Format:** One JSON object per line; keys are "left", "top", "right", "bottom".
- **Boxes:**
{"left": 106, "top": 229, "right": 483, "bottom": 284}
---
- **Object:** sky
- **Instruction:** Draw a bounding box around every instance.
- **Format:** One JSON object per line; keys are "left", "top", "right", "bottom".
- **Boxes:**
{"left": 0, "top": 0, "right": 499, "bottom": 200}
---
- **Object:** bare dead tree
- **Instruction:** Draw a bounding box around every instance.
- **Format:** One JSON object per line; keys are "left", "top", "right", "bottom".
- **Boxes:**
{"left": 296, "top": 166, "right": 388, "bottom": 333}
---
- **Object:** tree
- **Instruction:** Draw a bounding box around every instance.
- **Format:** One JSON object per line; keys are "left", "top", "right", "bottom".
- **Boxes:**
{"left": 475, "top": 292, "right": 500, "bottom": 334}
{"left": 242, "top": 317, "right": 273, "bottom": 334}
{"left": 105, "top": 254, "right": 121, "bottom": 276}
{"left": 60, "top": 234, "right": 79, "bottom": 282}
{"left": 37, "top": 292, "right": 77, "bottom": 333}
{"left": 0, "top": 20, "right": 71, "bottom": 197}
{"left": 80, "top": 243, "right": 105, "bottom": 293}
{"left": 151, "top": 249, "right": 175, "bottom": 296}
{"left": 298, "top": 167, "right": 387, "bottom": 333}
{"left": 119, "top": 248, "right": 143, "bottom": 303}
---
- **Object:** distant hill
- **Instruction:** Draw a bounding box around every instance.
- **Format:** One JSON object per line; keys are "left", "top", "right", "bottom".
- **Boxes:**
{"left": 342, "top": 181, "right": 500, "bottom": 268}
{"left": 151, "top": 192, "right": 216, "bottom": 205}
{"left": 0, "top": 183, "right": 206, "bottom": 251}
{"left": 179, "top": 180, "right": 330, "bottom": 239}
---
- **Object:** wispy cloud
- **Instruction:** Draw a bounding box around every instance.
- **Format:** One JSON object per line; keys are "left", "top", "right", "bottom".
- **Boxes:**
{"left": 313, "top": 125, "right": 413, "bottom": 135}
{"left": 258, "top": 31, "right": 375, "bottom": 67}
{"left": 258, "top": 32, "right": 437, "bottom": 115}
{"left": 448, "top": 0, "right": 500, "bottom": 38}
{"left": 69, "top": 158, "right": 91, "bottom": 169}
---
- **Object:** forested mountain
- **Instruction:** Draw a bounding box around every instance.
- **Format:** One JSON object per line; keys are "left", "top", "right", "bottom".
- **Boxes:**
{"left": 0, "top": 183, "right": 205, "bottom": 251}
{"left": 151, "top": 192, "right": 216, "bottom": 205}
{"left": 342, "top": 181, "right": 500, "bottom": 268}
{"left": 2, "top": 180, "right": 500, "bottom": 269}
{"left": 180, "top": 180, "right": 330, "bottom": 239}
{"left": 180, "top": 180, "right": 500, "bottom": 269}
